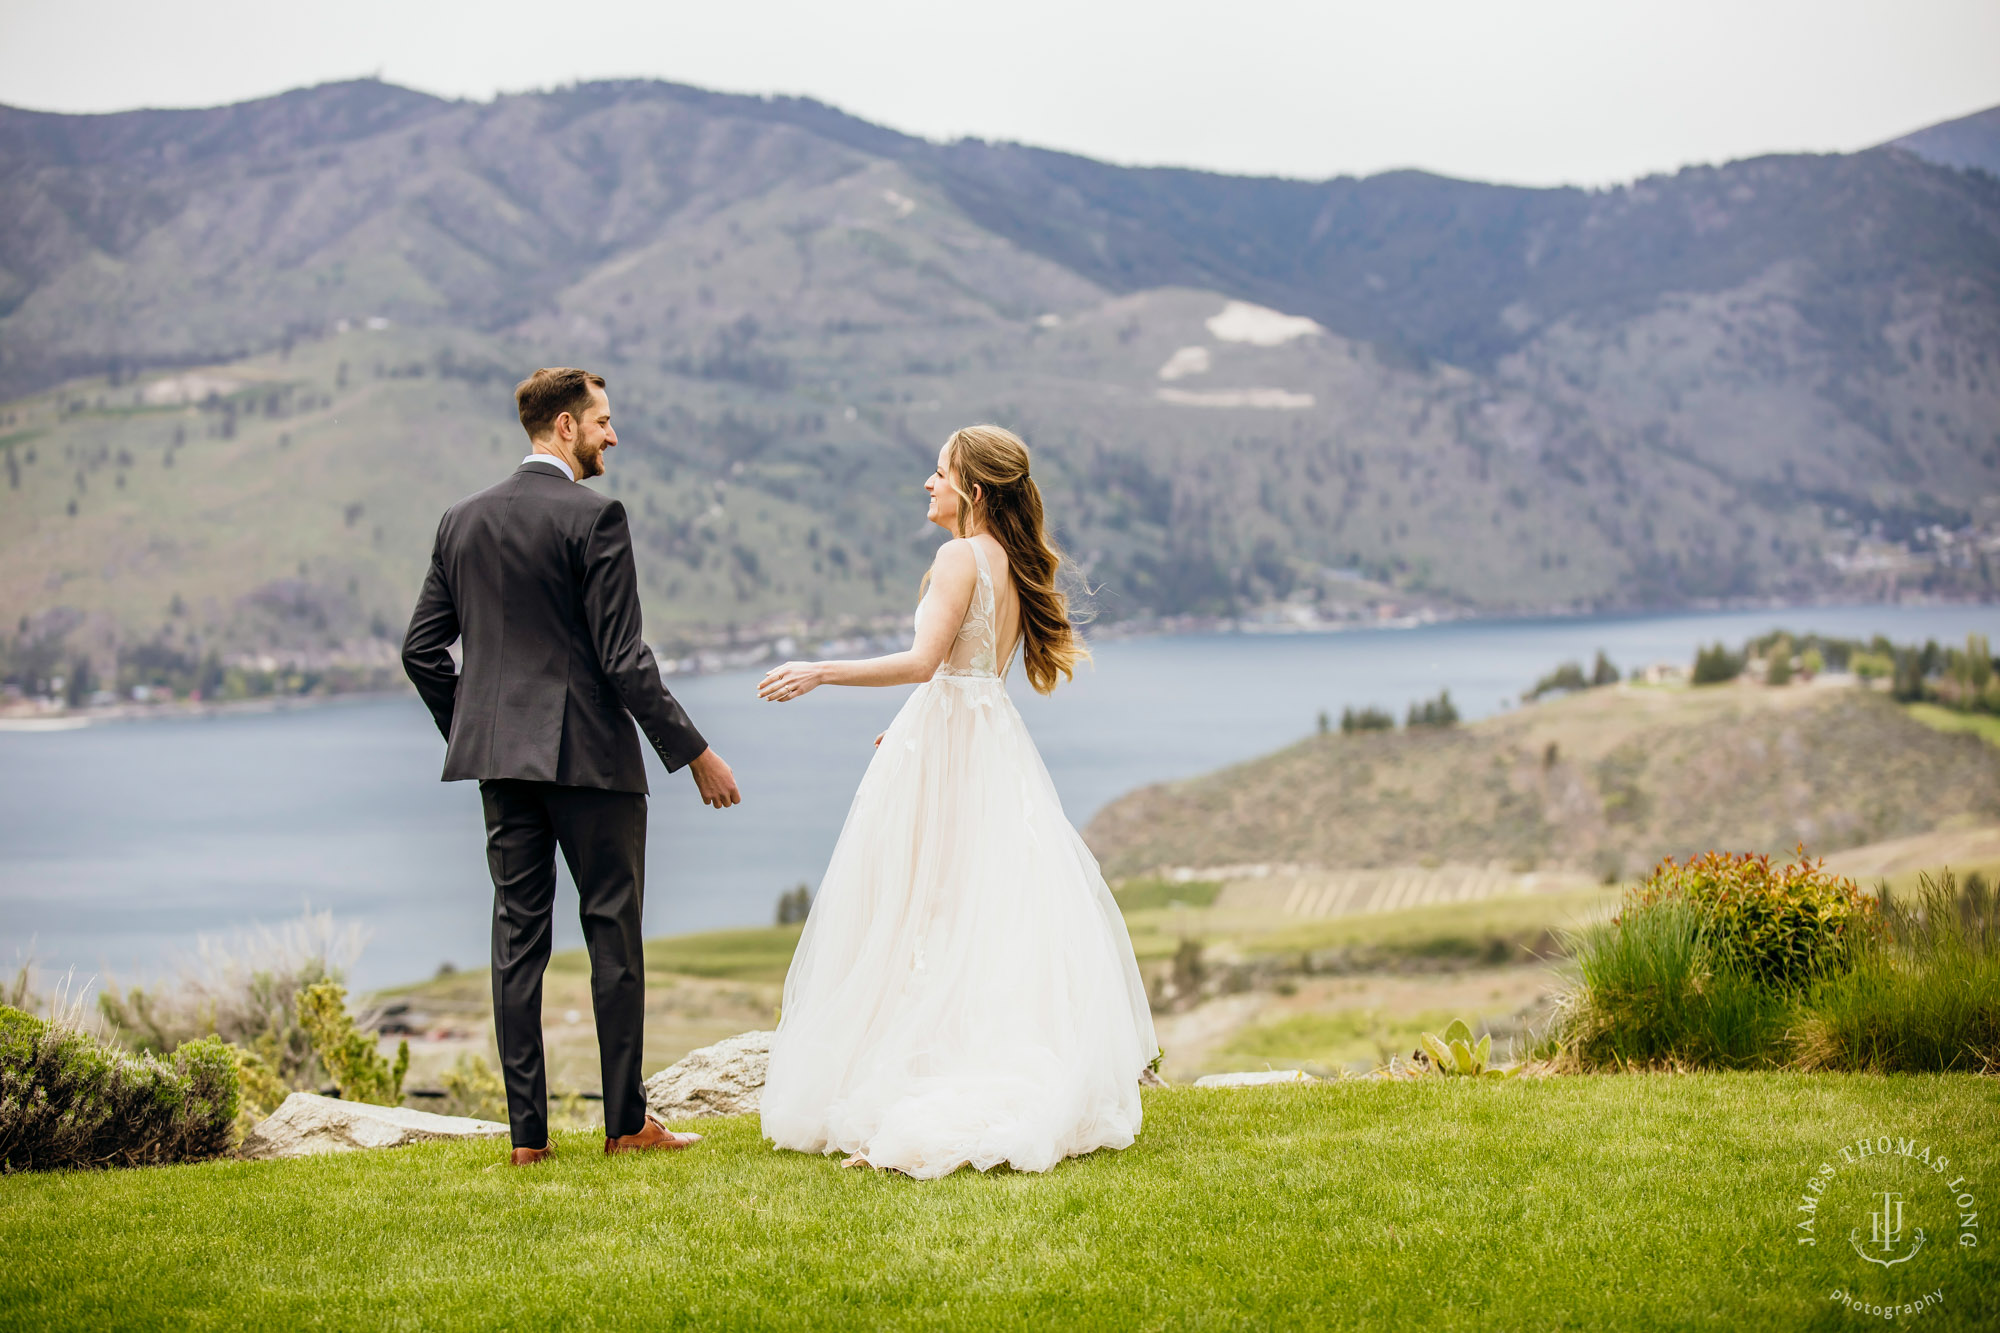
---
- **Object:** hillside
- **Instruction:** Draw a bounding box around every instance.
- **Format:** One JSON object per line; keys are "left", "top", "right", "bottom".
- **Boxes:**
{"left": 1895, "top": 104, "right": 2000, "bottom": 178}
{"left": 3, "top": 81, "right": 2000, "bottom": 667}
{"left": 1082, "top": 681, "right": 2000, "bottom": 880}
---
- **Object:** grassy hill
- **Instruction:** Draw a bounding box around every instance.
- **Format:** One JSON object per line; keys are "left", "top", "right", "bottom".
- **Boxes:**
{"left": 2, "top": 1076, "right": 1994, "bottom": 1330}
{"left": 3, "top": 81, "right": 2000, "bottom": 669}
{"left": 1083, "top": 680, "right": 2000, "bottom": 881}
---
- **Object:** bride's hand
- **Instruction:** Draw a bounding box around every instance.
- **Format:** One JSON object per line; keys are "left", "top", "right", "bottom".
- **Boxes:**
{"left": 758, "top": 660, "right": 824, "bottom": 703}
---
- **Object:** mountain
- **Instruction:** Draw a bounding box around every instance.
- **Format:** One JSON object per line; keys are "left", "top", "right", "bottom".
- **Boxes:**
{"left": 2, "top": 81, "right": 1998, "bottom": 671}
{"left": 1081, "top": 683, "right": 2000, "bottom": 882}
{"left": 1893, "top": 105, "right": 2000, "bottom": 178}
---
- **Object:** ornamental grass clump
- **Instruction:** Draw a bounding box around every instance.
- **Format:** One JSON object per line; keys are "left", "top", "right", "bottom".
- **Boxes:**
{"left": 1549, "top": 851, "right": 1875, "bottom": 1070}
{"left": 1549, "top": 896, "right": 1788, "bottom": 1069}
{"left": 0, "top": 1006, "right": 237, "bottom": 1172}
{"left": 1793, "top": 869, "right": 2000, "bottom": 1073}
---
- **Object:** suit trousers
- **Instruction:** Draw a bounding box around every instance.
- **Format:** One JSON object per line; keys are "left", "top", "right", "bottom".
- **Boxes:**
{"left": 478, "top": 778, "right": 650, "bottom": 1147}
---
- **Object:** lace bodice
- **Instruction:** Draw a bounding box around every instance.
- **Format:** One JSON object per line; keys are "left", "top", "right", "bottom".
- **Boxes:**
{"left": 918, "top": 540, "right": 1007, "bottom": 681}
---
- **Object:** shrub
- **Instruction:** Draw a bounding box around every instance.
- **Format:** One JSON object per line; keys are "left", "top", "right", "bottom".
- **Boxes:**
{"left": 96, "top": 909, "right": 364, "bottom": 1090}
{"left": 1550, "top": 898, "right": 1787, "bottom": 1069}
{"left": 0, "top": 1006, "right": 237, "bottom": 1171}
{"left": 1848, "top": 649, "right": 1892, "bottom": 680}
{"left": 229, "top": 1045, "right": 292, "bottom": 1136}
{"left": 1626, "top": 850, "right": 1876, "bottom": 991}
{"left": 438, "top": 1052, "right": 508, "bottom": 1122}
{"left": 296, "top": 983, "right": 407, "bottom": 1107}
{"left": 1793, "top": 869, "right": 2000, "bottom": 1073}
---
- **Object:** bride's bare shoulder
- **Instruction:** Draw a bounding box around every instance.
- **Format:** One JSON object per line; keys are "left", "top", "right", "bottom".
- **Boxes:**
{"left": 928, "top": 537, "right": 979, "bottom": 581}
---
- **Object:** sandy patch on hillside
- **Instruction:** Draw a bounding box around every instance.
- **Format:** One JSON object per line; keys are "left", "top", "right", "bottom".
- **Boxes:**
{"left": 1156, "top": 387, "right": 1314, "bottom": 409}
{"left": 1205, "top": 300, "right": 1324, "bottom": 345}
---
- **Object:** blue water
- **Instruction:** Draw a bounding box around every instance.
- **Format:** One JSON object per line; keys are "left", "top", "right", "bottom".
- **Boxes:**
{"left": 4, "top": 603, "right": 1997, "bottom": 990}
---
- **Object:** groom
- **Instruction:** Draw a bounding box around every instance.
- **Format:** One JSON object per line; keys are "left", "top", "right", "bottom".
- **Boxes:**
{"left": 402, "top": 367, "right": 741, "bottom": 1166}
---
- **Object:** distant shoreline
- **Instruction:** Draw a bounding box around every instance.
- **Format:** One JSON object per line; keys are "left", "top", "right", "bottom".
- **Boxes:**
{"left": 0, "top": 690, "right": 406, "bottom": 732}
{"left": 8, "top": 595, "right": 1997, "bottom": 731}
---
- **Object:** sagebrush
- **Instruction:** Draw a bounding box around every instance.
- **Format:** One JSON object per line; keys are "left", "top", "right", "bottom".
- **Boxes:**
{"left": 0, "top": 1006, "right": 237, "bottom": 1172}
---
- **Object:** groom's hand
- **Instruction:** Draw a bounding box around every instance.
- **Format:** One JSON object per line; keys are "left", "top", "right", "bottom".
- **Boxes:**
{"left": 688, "top": 748, "right": 741, "bottom": 809}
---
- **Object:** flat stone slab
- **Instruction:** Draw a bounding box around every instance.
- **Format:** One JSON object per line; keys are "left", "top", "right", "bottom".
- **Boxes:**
{"left": 646, "top": 1030, "right": 774, "bottom": 1119}
{"left": 240, "top": 1092, "right": 509, "bottom": 1160}
{"left": 1192, "top": 1069, "right": 1316, "bottom": 1088}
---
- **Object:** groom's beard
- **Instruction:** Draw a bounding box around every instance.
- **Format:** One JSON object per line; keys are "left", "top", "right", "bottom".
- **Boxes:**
{"left": 574, "top": 438, "right": 606, "bottom": 479}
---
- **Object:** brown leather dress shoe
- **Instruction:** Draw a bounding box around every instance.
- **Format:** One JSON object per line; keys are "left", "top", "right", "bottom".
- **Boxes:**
{"left": 510, "top": 1143, "right": 556, "bottom": 1167}
{"left": 604, "top": 1114, "right": 704, "bottom": 1155}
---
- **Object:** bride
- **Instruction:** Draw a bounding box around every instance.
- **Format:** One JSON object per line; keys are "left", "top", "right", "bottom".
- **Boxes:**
{"left": 754, "top": 425, "right": 1158, "bottom": 1178}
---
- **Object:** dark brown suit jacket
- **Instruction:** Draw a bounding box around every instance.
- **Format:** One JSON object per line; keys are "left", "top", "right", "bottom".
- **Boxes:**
{"left": 402, "top": 460, "right": 706, "bottom": 793}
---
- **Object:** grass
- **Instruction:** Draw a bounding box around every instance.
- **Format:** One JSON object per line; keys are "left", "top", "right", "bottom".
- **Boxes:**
{"left": 1554, "top": 899, "right": 1789, "bottom": 1069}
{"left": 1906, "top": 702, "right": 2000, "bottom": 748}
{"left": 1549, "top": 869, "right": 2000, "bottom": 1075}
{"left": 1086, "top": 684, "right": 2000, "bottom": 882}
{"left": 1110, "top": 877, "right": 1224, "bottom": 913}
{"left": 2, "top": 1077, "right": 1995, "bottom": 1330}
{"left": 1795, "top": 872, "right": 2000, "bottom": 1073}
{"left": 1216, "top": 1006, "right": 1461, "bottom": 1072}
{"left": 641, "top": 926, "right": 804, "bottom": 985}
{"left": 1120, "top": 883, "right": 1619, "bottom": 967}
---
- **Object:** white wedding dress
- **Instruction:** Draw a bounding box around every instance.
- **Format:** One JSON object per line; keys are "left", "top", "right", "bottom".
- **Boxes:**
{"left": 760, "top": 541, "right": 1159, "bottom": 1178}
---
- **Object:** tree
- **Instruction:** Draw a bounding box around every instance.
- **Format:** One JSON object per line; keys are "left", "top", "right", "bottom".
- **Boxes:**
{"left": 1341, "top": 705, "right": 1394, "bottom": 733}
{"left": 775, "top": 883, "right": 814, "bottom": 925}
{"left": 63, "top": 657, "right": 93, "bottom": 709}
{"left": 1765, "top": 634, "right": 1793, "bottom": 686}
{"left": 1407, "top": 689, "right": 1458, "bottom": 728}
{"left": 1691, "top": 642, "right": 1743, "bottom": 686}
{"left": 1527, "top": 661, "right": 1588, "bottom": 699}
{"left": 1591, "top": 650, "right": 1620, "bottom": 687}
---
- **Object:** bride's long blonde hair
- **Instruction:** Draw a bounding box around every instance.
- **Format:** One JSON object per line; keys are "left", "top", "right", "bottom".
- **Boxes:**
{"left": 935, "top": 425, "right": 1088, "bottom": 695}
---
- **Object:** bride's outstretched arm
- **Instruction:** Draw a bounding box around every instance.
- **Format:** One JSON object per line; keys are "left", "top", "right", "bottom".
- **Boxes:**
{"left": 758, "top": 540, "right": 979, "bottom": 700}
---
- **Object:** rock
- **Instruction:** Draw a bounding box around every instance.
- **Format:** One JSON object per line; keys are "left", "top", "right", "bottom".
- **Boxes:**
{"left": 1138, "top": 1066, "right": 1168, "bottom": 1087}
{"left": 238, "top": 1092, "right": 509, "bottom": 1160}
{"left": 1192, "top": 1069, "right": 1316, "bottom": 1088}
{"left": 644, "top": 1030, "right": 774, "bottom": 1119}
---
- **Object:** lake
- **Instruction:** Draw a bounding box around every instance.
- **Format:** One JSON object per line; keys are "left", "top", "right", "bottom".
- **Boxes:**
{"left": 4, "top": 602, "right": 1998, "bottom": 991}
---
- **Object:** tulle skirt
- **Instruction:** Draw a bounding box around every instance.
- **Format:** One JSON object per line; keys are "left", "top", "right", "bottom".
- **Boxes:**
{"left": 760, "top": 672, "right": 1158, "bottom": 1178}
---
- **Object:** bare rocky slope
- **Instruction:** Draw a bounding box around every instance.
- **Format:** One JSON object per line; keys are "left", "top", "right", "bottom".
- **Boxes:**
{"left": 1082, "top": 683, "right": 2000, "bottom": 881}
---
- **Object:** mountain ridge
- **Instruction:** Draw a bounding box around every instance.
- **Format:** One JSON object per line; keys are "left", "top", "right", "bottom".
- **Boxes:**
{"left": 1, "top": 80, "right": 1997, "bottom": 670}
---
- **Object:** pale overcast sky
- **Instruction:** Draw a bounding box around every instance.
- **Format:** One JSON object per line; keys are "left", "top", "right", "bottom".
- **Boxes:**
{"left": 1, "top": 0, "right": 1996, "bottom": 187}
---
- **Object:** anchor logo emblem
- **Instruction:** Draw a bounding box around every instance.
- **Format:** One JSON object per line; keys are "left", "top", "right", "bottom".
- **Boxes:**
{"left": 1849, "top": 1190, "right": 1926, "bottom": 1268}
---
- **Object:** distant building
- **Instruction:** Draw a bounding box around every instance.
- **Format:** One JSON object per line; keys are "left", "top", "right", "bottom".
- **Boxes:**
{"left": 1638, "top": 662, "right": 1687, "bottom": 685}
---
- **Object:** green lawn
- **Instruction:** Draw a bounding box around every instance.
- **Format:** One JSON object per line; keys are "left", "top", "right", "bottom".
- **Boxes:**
{"left": 1905, "top": 702, "right": 2000, "bottom": 748}
{"left": 640, "top": 925, "right": 805, "bottom": 985}
{"left": 4, "top": 1076, "right": 1994, "bottom": 1330}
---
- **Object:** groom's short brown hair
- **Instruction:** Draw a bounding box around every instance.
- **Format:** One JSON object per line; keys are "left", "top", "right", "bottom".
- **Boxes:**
{"left": 514, "top": 367, "right": 606, "bottom": 440}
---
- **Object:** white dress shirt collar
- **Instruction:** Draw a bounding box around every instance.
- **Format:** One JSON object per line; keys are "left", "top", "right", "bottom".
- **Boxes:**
{"left": 521, "top": 452, "right": 576, "bottom": 482}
